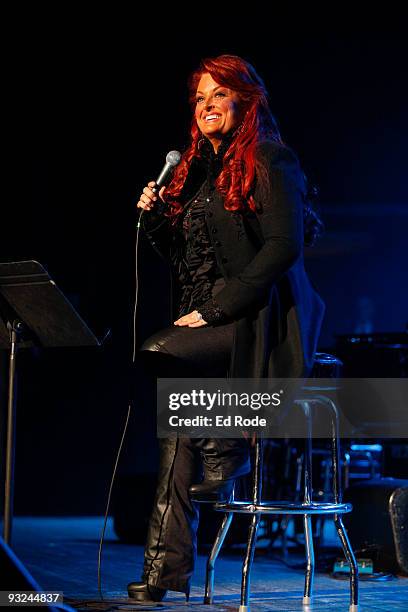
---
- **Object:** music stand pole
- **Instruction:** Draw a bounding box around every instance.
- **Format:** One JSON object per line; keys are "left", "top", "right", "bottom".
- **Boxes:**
{"left": 3, "top": 321, "right": 23, "bottom": 545}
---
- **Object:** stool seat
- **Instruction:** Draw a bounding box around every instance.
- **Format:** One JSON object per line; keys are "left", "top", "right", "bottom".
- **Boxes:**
{"left": 215, "top": 500, "right": 353, "bottom": 515}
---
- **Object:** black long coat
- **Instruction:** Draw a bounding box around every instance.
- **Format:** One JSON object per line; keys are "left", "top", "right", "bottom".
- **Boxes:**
{"left": 142, "top": 140, "right": 325, "bottom": 378}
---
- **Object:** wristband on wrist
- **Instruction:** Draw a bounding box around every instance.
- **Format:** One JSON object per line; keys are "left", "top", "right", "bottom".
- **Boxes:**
{"left": 197, "top": 298, "right": 227, "bottom": 325}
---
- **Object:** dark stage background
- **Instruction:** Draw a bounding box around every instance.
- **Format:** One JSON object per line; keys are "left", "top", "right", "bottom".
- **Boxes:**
{"left": 1, "top": 26, "right": 407, "bottom": 515}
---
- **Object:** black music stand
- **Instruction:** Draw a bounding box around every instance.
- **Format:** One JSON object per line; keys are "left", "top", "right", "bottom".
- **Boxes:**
{"left": 0, "top": 260, "right": 100, "bottom": 545}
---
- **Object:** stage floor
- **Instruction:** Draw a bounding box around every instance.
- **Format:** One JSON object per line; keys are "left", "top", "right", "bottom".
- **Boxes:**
{"left": 10, "top": 517, "right": 408, "bottom": 611}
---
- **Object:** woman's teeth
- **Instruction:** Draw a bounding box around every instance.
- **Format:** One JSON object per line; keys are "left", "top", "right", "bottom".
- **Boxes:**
{"left": 205, "top": 114, "right": 221, "bottom": 121}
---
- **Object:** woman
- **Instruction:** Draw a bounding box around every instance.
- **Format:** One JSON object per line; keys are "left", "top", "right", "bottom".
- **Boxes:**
{"left": 127, "top": 54, "right": 325, "bottom": 603}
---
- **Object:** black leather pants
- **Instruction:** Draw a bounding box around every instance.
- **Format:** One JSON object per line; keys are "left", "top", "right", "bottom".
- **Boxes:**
{"left": 136, "top": 320, "right": 250, "bottom": 594}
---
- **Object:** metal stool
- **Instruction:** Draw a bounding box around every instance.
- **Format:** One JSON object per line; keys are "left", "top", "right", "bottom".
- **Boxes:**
{"left": 203, "top": 354, "right": 359, "bottom": 612}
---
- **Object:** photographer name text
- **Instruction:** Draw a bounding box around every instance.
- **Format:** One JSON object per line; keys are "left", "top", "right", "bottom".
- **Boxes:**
{"left": 168, "top": 415, "right": 267, "bottom": 427}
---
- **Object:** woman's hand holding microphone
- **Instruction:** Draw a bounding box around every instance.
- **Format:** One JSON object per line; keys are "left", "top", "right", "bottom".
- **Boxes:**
{"left": 137, "top": 181, "right": 166, "bottom": 211}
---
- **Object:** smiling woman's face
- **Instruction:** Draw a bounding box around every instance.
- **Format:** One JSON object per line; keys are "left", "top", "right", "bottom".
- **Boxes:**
{"left": 195, "top": 73, "right": 243, "bottom": 152}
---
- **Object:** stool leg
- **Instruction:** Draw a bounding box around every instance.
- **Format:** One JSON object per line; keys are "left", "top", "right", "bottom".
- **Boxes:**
{"left": 240, "top": 514, "right": 261, "bottom": 612}
{"left": 316, "top": 395, "right": 341, "bottom": 503}
{"left": 302, "top": 400, "right": 314, "bottom": 605}
{"left": 302, "top": 403, "right": 313, "bottom": 505}
{"left": 240, "top": 439, "right": 263, "bottom": 612}
{"left": 303, "top": 514, "right": 315, "bottom": 605}
{"left": 319, "top": 394, "right": 359, "bottom": 612}
{"left": 204, "top": 512, "right": 233, "bottom": 604}
{"left": 335, "top": 515, "right": 359, "bottom": 612}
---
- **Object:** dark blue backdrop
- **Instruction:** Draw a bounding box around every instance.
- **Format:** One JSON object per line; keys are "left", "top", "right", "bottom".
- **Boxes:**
{"left": 2, "top": 28, "right": 407, "bottom": 514}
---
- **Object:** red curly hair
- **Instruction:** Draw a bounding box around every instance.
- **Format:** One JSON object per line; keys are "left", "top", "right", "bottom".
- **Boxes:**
{"left": 164, "top": 54, "right": 282, "bottom": 217}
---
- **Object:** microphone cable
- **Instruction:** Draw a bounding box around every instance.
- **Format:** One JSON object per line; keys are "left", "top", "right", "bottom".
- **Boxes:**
{"left": 97, "top": 209, "right": 144, "bottom": 601}
{"left": 96, "top": 149, "right": 181, "bottom": 600}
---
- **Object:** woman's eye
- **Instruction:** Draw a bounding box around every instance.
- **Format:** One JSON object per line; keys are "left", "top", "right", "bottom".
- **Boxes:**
{"left": 196, "top": 91, "right": 227, "bottom": 105}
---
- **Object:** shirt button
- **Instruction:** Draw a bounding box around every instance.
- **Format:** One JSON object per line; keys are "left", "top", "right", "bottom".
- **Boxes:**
{"left": 211, "top": 227, "right": 217, "bottom": 234}
{"left": 215, "top": 240, "right": 221, "bottom": 247}
{"left": 206, "top": 197, "right": 212, "bottom": 202}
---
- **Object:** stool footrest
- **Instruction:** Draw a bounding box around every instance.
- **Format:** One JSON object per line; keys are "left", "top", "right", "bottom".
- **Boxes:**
{"left": 214, "top": 501, "right": 353, "bottom": 514}
{"left": 214, "top": 501, "right": 352, "bottom": 515}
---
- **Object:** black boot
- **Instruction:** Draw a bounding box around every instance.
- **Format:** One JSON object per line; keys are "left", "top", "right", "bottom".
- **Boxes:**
{"left": 128, "top": 438, "right": 199, "bottom": 598}
{"left": 127, "top": 581, "right": 167, "bottom": 603}
{"left": 188, "top": 477, "right": 236, "bottom": 502}
{"left": 189, "top": 438, "right": 250, "bottom": 502}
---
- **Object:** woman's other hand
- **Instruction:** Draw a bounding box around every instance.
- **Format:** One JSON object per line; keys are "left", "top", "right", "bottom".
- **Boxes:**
{"left": 137, "top": 181, "right": 166, "bottom": 211}
{"left": 174, "top": 310, "right": 208, "bottom": 328}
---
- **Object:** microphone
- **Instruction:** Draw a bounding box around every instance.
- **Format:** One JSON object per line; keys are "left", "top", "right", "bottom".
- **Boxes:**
{"left": 152, "top": 150, "right": 181, "bottom": 193}
{"left": 150, "top": 150, "right": 181, "bottom": 215}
